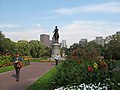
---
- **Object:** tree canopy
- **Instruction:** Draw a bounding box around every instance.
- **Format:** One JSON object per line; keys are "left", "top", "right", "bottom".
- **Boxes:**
{"left": 0, "top": 32, "right": 51, "bottom": 58}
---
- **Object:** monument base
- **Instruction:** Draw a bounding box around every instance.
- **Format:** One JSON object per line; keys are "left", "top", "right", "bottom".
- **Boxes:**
{"left": 51, "top": 43, "right": 60, "bottom": 59}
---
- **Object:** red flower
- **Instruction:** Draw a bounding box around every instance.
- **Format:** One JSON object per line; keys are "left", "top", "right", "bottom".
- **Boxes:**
{"left": 88, "top": 66, "right": 93, "bottom": 71}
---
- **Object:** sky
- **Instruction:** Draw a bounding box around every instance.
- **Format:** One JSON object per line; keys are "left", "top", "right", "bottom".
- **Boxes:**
{"left": 0, "top": 0, "right": 120, "bottom": 46}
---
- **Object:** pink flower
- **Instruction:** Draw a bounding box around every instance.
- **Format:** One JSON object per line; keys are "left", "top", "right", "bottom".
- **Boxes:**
{"left": 88, "top": 66, "right": 93, "bottom": 71}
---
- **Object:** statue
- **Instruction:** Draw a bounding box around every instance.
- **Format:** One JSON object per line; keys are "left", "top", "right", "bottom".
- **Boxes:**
{"left": 51, "top": 26, "right": 60, "bottom": 59}
{"left": 53, "top": 26, "right": 59, "bottom": 43}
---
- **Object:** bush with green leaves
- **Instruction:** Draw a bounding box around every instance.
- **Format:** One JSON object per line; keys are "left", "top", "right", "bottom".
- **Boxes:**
{"left": 0, "top": 55, "right": 12, "bottom": 67}
{"left": 53, "top": 59, "right": 120, "bottom": 89}
{"left": 52, "top": 47, "right": 120, "bottom": 89}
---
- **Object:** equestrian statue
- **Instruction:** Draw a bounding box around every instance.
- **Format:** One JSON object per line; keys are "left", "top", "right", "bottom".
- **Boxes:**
{"left": 53, "top": 26, "right": 59, "bottom": 43}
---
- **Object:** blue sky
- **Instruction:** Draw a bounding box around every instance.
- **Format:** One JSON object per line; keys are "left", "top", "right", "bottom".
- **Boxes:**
{"left": 0, "top": 0, "right": 120, "bottom": 46}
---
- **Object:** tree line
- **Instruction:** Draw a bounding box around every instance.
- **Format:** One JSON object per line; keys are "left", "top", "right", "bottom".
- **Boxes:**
{"left": 0, "top": 31, "right": 120, "bottom": 60}
{"left": 0, "top": 31, "right": 51, "bottom": 58}
{"left": 67, "top": 32, "right": 120, "bottom": 60}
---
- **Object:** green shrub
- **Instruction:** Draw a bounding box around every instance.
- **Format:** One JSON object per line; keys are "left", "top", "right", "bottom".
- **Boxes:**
{"left": 53, "top": 59, "right": 120, "bottom": 89}
{"left": 0, "top": 55, "right": 13, "bottom": 67}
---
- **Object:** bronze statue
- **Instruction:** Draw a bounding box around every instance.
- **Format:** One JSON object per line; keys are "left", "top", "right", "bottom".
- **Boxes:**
{"left": 53, "top": 26, "right": 59, "bottom": 43}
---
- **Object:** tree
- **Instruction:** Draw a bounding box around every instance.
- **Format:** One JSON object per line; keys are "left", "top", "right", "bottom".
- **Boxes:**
{"left": 87, "top": 41, "right": 104, "bottom": 56}
{"left": 2, "top": 38, "right": 14, "bottom": 53}
{"left": 29, "top": 40, "right": 50, "bottom": 58}
{"left": 16, "top": 40, "right": 30, "bottom": 56}
{"left": 0, "top": 31, "right": 5, "bottom": 52}
{"left": 105, "top": 33, "right": 120, "bottom": 60}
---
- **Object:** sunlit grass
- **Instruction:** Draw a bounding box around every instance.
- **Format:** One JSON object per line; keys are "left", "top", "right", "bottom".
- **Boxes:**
{"left": 0, "top": 66, "right": 14, "bottom": 73}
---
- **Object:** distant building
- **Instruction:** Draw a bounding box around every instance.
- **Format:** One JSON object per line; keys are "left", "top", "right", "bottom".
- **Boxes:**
{"left": 96, "top": 37, "right": 102, "bottom": 45}
{"left": 79, "top": 39, "right": 87, "bottom": 48}
{"left": 52, "top": 36, "right": 55, "bottom": 43}
{"left": 116, "top": 31, "right": 120, "bottom": 35}
{"left": 95, "top": 37, "right": 105, "bottom": 47}
{"left": 61, "top": 40, "right": 67, "bottom": 48}
{"left": 40, "top": 34, "right": 50, "bottom": 46}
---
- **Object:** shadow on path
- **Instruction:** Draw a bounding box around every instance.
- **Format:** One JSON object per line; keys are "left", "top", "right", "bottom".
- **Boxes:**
{"left": 11, "top": 74, "right": 16, "bottom": 78}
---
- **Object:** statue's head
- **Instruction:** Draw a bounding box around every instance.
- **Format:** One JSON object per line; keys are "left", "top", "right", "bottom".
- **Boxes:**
{"left": 55, "top": 26, "right": 57, "bottom": 29}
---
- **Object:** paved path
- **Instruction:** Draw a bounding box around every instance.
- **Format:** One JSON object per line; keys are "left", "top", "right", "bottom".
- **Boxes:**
{"left": 0, "top": 62, "right": 55, "bottom": 90}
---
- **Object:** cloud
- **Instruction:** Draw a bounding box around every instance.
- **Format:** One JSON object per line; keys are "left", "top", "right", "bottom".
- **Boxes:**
{"left": 32, "top": 24, "right": 41, "bottom": 27}
{"left": 54, "top": 2, "right": 120, "bottom": 15}
{"left": 0, "top": 24, "right": 20, "bottom": 29}
{"left": 3, "top": 21, "right": 120, "bottom": 47}
{"left": 60, "top": 20, "right": 120, "bottom": 46}
{"left": 4, "top": 25, "right": 48, "bottom": 42}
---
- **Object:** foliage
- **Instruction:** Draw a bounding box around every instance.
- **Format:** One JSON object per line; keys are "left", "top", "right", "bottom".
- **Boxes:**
{"left": 29, "top": 40, "right": 51, "bottom": 58}
{"left": 0, "top": 32, "right": 51, "bottom": 67}
{"left": 53, "top": 59, "right": 120, "bottom": 89}
{"left": 105, "top": 33, "right": 120, "bottom": 60}
{"left": 52, "top": 46, "right": 120, "bottom": 89}
{"left": 0, "top": 31, "right": 5, "bottom": 52}
{"left": 0, "top": 55, "right": 13, "bottom": 67}
{"left": 0, "top": 32, "right": 51, "bottom": 59}
{"left": 16, "top": 40, "right": 30, "bottom": 56}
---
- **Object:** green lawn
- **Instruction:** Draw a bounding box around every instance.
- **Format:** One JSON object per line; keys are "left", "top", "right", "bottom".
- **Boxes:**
{"left": 0, "top": 66, "right": 14, "bottom": 73}
{"left": 27, "top": 66, "right": 57, "bottom": 90}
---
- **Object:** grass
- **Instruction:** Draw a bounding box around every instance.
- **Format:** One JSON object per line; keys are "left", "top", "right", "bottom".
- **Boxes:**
{"left": 0, "top": 66, "right": 14, "bottom": 73}
{"left": 27, "top": 66, "right": 58, "bottom": 90}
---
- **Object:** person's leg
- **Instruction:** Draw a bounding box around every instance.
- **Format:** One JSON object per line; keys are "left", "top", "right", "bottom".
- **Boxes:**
{"left": 16, "top": 67, "right": 20, "bottom": 81}
{"left": 56, "top": 60, "right": 58, "bottom": 65}
{"left": 15, "top": 67, "right": 18, "bottom": 81}
{"left": 55, "top": 59, "right": 57, "bottom": 65}
{"left": 55, "top": 59, "right": 56, "bottom": 65}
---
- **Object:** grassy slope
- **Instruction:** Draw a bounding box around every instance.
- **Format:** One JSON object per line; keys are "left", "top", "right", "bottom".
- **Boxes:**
{"left": 0, "top": 66, "right": 14, "bottom": 73}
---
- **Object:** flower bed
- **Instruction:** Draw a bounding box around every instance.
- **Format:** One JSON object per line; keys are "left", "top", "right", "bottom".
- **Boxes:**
{"left": 52, "top": 47, "right": 120, "bottom": 89}
{"left": 0, "top": 55, "right": 13, "bottom": 67}
{"left": 53, "top": 59, "right": 110, "bottom": 87}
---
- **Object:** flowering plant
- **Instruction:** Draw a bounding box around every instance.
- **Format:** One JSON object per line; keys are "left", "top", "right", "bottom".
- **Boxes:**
{"left": 93, "top": 62, "right": 98, "bottom": 69}
{"left": 88, "top": 66, "right": 93, "bottom": 71}
{"left": 52, "top": 47, "right": 120, "bottom": 89}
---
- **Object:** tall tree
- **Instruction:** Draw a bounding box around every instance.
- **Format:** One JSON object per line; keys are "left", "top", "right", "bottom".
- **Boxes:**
{"left": 0, "top": 31, "right": 5, "bottom": 52}
{"left": 29, "top": 40, "right": 46, "bottom": 58}
{"left": 16, "top": 40, "right": 30, "bottom": 56}
{"left": 105, "top": 34, "right": 120, "bottom": 60}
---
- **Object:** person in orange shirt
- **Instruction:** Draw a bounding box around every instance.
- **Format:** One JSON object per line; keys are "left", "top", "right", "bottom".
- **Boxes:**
{"left": 13, "top": 53, "right": 23, "bottom": 82}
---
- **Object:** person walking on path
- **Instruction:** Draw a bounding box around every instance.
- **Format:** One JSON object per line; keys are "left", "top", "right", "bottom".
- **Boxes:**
{"left": 13, "top": 53, "right": 23, "bottom": 82}
{"left": 54, "top": 54, "right": 60, "bottom": 65}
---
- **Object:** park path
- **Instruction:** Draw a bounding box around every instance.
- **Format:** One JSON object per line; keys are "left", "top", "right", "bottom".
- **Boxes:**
{"left": 0, "top": 62, "right": 55, "bottom": 90}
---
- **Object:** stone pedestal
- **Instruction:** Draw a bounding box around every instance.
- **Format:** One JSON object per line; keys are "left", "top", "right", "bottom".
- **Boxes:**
{"left": 51, "top": 43, "right": 60, "bottom": 58}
